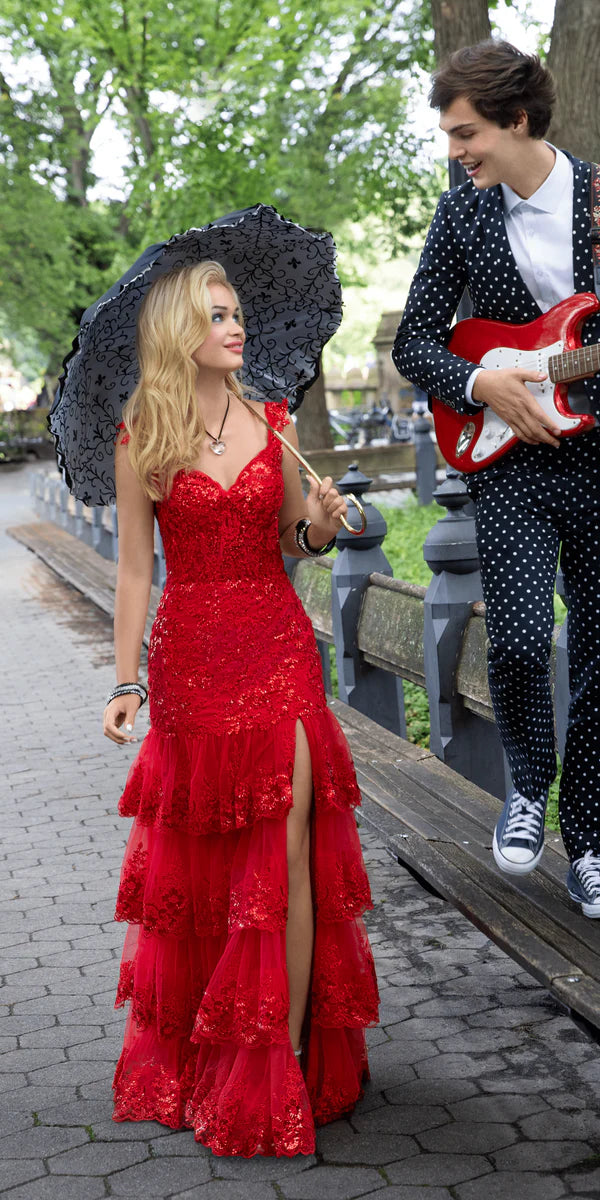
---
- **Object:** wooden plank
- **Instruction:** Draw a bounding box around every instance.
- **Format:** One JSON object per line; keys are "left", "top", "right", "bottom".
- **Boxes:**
{"left": 441, "top": 840, "right": 600, "bottom": 975}
{"left": 328, "top": 695, "right": 434, "bottom": 764}
{"left": 359, "top": 794, "right": 600, "bottom": 1024}
{"left": 8, "top": 523, "right": 161, "bottom": 646}
{"left": 398, "top": 752, "right": 569, "bottom": 865}
{"left": 354, "top": 756, "right": 491, "bottom": 848}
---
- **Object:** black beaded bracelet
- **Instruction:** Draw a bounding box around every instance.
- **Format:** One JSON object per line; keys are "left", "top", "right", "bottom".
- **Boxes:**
{"left": 294, "top": 518, "right": 336, "bottom": 558}
{"left": 105, "top": 682, "right": 148, "bottom": 709}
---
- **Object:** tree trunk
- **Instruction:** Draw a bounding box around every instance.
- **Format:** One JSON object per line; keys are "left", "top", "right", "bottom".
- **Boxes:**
{"left": 295, "top": 360, "right": 334, "bottom": 451}
{"left": 430, "top": 0, "right": 491, "bottom": 64}
{"left": 547, "top": 0, "right": 600, "bottom": 162}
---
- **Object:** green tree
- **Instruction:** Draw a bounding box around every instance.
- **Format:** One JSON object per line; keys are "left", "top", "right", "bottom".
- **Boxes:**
{"left": 0, "top": 0, "right": 442, "bottom": 383}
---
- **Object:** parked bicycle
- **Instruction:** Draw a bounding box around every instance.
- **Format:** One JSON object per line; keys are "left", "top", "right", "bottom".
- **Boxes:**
{"left": 329, "top": 402, "right": 413, "bottom": 448}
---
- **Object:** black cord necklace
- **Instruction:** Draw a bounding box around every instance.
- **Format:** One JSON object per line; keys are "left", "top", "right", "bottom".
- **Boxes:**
{"left": 205, "top": 393, "right": 231, "bottom": 456}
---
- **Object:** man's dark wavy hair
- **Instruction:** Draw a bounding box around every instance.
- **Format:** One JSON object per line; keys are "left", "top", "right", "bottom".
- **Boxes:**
{"left": 429, "top": 40, "right": 556, "bottom": 139}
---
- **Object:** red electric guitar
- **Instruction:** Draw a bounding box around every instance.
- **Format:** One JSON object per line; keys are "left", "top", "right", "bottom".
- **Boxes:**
{"left": 432, "top": 292, "right": 599, "bottom": 472}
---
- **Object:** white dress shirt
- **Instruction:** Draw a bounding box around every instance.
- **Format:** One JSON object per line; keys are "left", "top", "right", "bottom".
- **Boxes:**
{"left": 466, "top": 146, "right": 575, "bottom": 403}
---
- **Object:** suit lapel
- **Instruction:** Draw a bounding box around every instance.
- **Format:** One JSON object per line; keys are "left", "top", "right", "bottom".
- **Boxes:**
{"left": 570, "top": 156, "right": 594, "bottom": 294}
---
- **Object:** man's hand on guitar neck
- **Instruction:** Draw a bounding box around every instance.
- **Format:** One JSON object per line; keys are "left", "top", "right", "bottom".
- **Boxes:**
{"left": 472, "top": 368, "right": 562, "bottom": 448}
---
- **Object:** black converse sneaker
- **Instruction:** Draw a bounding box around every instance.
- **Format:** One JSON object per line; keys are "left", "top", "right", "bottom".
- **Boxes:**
{"left": 492, "top": 790, "right": 546, "bottom": 875}
{"left": 567, "top": 852, "right": 600, "bottom": 918}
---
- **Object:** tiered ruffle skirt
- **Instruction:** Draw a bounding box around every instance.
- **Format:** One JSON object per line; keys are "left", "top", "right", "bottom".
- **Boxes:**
{"left": 112, "top": 708, "right": 379, "bottom": 1156}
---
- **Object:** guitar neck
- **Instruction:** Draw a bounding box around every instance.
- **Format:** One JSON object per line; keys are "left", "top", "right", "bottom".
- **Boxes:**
{"left": 549, "top": 343, "right": 600, "bottom": 383}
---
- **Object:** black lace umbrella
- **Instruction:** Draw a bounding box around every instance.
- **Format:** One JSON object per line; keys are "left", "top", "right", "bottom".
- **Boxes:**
{"left": 49, "top": 205, "right": 342, "bottom": 506}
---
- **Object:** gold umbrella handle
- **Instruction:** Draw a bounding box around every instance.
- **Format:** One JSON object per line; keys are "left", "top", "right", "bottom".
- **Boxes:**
{"left": 241, "top": 398, "right": 367, "bottom": 535}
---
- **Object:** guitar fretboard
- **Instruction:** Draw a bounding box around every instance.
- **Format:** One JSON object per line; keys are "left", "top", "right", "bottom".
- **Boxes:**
{"left": 549, "top": 343, "right": 600, "bottom": 382}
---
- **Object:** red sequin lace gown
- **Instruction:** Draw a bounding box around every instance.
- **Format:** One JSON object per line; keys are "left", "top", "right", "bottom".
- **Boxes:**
{"left": 112, "top": 403, "right": 379, "bottom": 1156}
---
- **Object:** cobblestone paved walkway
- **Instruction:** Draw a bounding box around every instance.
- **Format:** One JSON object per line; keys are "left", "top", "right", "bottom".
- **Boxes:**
{"left": 2, "top": 466, "right": 600, "bottom": 1200}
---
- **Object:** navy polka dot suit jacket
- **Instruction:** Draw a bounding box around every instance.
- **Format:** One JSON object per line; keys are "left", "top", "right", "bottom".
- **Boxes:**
{"left": 393, "top": 154, "right": 600, "bottom": 418}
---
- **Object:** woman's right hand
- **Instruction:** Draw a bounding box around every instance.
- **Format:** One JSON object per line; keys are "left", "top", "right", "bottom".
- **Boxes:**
{"left": 103, "top": 694, "right": 142, "bottom": 744}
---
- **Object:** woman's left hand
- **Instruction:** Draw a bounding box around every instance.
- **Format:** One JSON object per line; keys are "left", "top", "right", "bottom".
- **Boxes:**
{"left": 305, "top": 476, "right": 348, "bottom": 542}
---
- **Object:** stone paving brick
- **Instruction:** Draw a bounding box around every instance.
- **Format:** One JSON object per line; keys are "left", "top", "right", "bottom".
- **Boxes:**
{"left": 1, "top": 1048, "right": 66, "bottom": 1073}
{"left": 386, "top": 1152, "right": 494, "bottom": 1187}
{"left": 384, "top": 1079, "right": 479, "bottom": 1107}
{"left": 415, "top": 1052, "right": 507, "bottom": 1079}
{"left": 545, "top": 1091, "right": 588, "bottom": 1110}
{"left": 26, "top": 1061, "right": 112, "bottom": 1088}
{"left": 0, "top": 1127, "right": 90, "bottom": 1159}
{"left": 456, "top": 1174, "right": 567, "bottom": 1200}
{"left": 436, "top": 1027, "right": 527, "bottom": 1053}
{"left": 491, "top": 1140, "right": 594, "bottom": 1172}
{"left": 0, "top": 1085, "right": 80, "bottom": 1112}
{"left": 411, "top": 996, "right": 491, "bottom": 1019}
{"left": 149, "top": 1131, "right": 213, "bottom": 1157}
{"left": 67, "top": 1036, "right": 123, "bottom": 1061}
{"left": 371, "top": 1036, "right": 438, "bottom": 1063}
{"left": 279, "top": 1165, "right": 386, "bottom": 1198}
{"left": 417, "top": 1120, "right": 517, "bottom": 1154}
{"left": 19, "top": 1025, "right": 102, "bottom": 1049}
{"left": 448, "top": 1093, "right": 549, "bottom": 1122}
{"left": 361, "top": 1191, "right": 453, "bottom": 1200}
{"left": 47, "top": 1140, "right": 149, "bottom": 1174}
{"left": 519, "top": 1109, "right": 600, "bottom": 1141}
{"left": 562, "top": 1167, "right": 600, "bottom": 1192}
{"left": 10, "top": 994, "right": 94, "bottom": 1016}
{"left": 212, "top": 1153, "right": 315, "bottom": 1181}
{"left": 178, "top": 1183, "right": 279, "bottom": 1200}
{"left": 0, "top": 1074, "right": 27, "bottom": 1093}
{"left": 0, "top": 1161, "right": 47, "bottom": 1191}
{"left": 108, "top": 1157, "right": 213, "bottom": 1194}
{"left": 468, "top": 1002, "right": 557, "bottom": 1028}
{"left": 480, "top": 1073, "right": 570, "bottom": 1094}
{"left": 351, "top": 1105, "right": 449, "bottom": 1136}
{"left": 1, "top": 1178, "right": 107, "bottom": 1200}
{"left": 0, "top": 1111, "right": 37, "bottom": 1137}
{"left": 2, "top": 956, "right": 42, "bottom": 972}
{"left": 316, "top": 1126, "right": 418, "bottom": 1165}
{"left": 40, "top": 1100, "right": 115, "bottom": 1127}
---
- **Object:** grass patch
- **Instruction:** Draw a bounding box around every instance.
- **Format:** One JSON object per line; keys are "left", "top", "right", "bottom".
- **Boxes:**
{"left": 403, "top": 680, "right": 430, "bottom": 749}
{"left": 547, "top": 768, "right": 560, "bottom": 831}
{"left": 379, "top": 496, "right": 440, "bottom": 587}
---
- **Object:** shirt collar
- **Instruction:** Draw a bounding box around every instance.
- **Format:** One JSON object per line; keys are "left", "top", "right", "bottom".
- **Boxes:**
{"left": 501, "top": 146, "right": 572, "bottom": 215}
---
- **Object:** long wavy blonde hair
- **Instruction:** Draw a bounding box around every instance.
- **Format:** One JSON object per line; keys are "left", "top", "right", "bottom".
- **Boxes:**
{"left": 121, "top": 261, "right": 245, "bottom": 500}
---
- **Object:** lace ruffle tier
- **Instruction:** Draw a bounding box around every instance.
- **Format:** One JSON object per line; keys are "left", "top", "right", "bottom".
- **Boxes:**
{"left": 112, "top": 708, "right": 379, "bottom": 1157}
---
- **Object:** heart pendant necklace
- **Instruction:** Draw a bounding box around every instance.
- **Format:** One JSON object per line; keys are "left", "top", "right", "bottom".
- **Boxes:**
{"left": 205, "top": 393, "right": 231, "bottom": 455}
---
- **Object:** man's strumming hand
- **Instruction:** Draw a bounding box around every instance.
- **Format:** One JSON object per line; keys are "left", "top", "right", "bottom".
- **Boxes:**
{"left": 472, "top": 368, "right": 561, "bottom": 448}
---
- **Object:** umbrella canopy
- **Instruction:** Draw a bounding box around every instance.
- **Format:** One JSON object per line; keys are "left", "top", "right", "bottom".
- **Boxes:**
{"left": 49, "top": 205, "right": 342, "bottom": 505}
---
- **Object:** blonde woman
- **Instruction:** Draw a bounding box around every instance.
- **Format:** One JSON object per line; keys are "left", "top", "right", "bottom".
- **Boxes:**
{"left": 104, "top": 261, "right": 379, "bottom": 1158}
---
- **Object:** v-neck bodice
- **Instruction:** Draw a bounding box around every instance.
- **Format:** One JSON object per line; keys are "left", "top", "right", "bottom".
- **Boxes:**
{"left": 156, "top": 404, "right": 284, "bottom": 586}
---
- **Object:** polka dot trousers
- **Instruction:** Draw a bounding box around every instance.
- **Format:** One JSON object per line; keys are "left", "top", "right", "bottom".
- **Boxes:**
{"left": 467, "top": 429, "right": 600, "bottom": 862}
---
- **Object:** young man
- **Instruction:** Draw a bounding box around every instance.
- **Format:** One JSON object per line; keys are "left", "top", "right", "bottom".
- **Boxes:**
{"left": 394, "top": 40, "right": 600, "bottom": 916}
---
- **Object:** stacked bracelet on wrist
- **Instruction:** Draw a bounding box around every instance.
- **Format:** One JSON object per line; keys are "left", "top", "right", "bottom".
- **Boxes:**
{"left": 294, "top": 518, "right": 336, "bottom": 558}
{"left": 105, "top": 682, "right": 148, "bottom": 709}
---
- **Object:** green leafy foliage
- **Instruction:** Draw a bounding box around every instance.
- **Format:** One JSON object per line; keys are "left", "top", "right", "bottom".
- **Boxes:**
{"left": 0, "top": 0, "right": 442, "bottom": 377}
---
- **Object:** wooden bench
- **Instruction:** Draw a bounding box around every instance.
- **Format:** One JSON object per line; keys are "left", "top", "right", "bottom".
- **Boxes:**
{"left": 9, "top": 519, "right": 600, "bottom": 1032}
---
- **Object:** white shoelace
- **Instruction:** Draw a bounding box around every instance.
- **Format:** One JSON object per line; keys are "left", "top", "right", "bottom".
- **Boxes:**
{"left": 504, "top": 793, "right": 545, "bottom": 845}
{"left": 573, "top": 851, "right": 600, "bottom": 897}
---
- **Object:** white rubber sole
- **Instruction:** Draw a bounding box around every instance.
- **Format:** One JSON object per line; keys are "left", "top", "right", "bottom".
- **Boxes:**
{"left": 493, "top": 829, "right": 544, "bottom": 875}
{"left": 567, "top": 889, "right": 600, "bottom": 919}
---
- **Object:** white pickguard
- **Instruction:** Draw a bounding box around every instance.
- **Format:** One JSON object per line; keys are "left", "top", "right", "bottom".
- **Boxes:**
{"left": 471, "top": 340, "right": 581, "bottom": 463}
